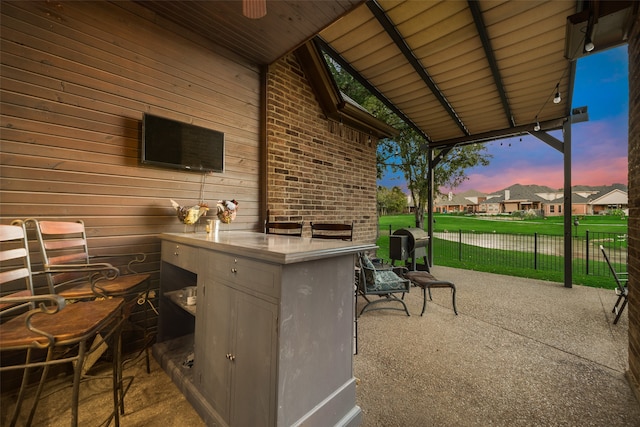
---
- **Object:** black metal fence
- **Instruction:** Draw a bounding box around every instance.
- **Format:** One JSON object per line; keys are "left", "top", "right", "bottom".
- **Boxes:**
{"left": 432, "top": 230, "right": 628, "bottom": 277}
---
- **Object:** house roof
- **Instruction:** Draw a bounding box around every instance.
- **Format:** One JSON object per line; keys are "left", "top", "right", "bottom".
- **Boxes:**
{"left": 458, "top": 189, "right": 487, "bottom": 198}
{"left": 437, "top": 193, "right": 476, "bottom": 207}
{"left": 588, "top": 189, "right": 628, "bottom": 205}
{"left": 487, "top": 183, "right": 555, "bottom": 203}
{"left": 135, "top": 1, "right": 638, "bottom": 151}
{"left": 477, "top": 183, "right": 628, "bottom": 204}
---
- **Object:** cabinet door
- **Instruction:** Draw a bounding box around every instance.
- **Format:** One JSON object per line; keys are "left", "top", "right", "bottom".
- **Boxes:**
{"left": 230, "top": 290, "right": 278, "bottom": 427}
{"left": 202, "top": 283, "right": 233, "bottom": 423}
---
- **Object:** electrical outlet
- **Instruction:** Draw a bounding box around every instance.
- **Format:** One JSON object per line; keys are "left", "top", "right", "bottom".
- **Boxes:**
{"left": 148, "top": 290, "right": 157, "bottom": 299}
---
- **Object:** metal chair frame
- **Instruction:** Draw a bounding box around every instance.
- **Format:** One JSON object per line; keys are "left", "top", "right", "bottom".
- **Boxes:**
{"left": 310, "top": 221, "right": 354, "bottom": 241}
{"left": 265, "top": 221, "right": 304, "bottom": 236}
{"left": 0, "top": 222, "right": 128, "bottom": 426}
{"left": 357, "top": 252, "right": 411, "bottom": 317}
{"left": 600, "top": 245, "right": 629, "bottom": 324}
{"left": 23, "top": 218, "right": 153, "bottom": 372}
{"left": 402, "top": 271, "right": 458, "bottom": 316}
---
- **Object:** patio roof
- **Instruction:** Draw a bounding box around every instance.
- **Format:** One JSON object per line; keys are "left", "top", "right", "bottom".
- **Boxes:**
{"left": 136, "top": 0, "right": 637, "bottom": 149}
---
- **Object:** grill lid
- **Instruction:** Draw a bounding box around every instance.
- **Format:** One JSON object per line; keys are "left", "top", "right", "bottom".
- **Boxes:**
{"left": 392, "top": 228, "right": 429, "bottom": 251}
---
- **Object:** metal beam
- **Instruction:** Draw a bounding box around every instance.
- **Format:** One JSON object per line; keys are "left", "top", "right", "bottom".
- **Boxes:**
{"left": 529, "top": 131, "right": 564, "bottom": 153}
{"left": 428, "top": 117, "right": 567, "bottom": 149}
{"left": 367, "top": 0, "right": 469, "bottom": 136}
{"left": 467, "top": 0, "right": 515, "bottom": 127}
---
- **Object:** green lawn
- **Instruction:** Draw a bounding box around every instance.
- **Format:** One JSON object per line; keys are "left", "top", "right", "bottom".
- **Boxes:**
{"left": 379, "top": 213, "right": 628, "bottom": 236}
{"left": 375, "top": 214, "right": 627, "bottom": 289}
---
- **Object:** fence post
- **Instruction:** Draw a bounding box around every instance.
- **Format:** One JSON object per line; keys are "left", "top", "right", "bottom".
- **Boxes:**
{"left": 389, "top": 224, "right": 392, "bottom": 236}
{"left": 534, "top": 233, "right": 538, "bottom": 270}
{"left": 585, "top": 230, "right": 589, "bottom": 275}
{"left": 458, "top": 229, "right": 462, "bottom": 261}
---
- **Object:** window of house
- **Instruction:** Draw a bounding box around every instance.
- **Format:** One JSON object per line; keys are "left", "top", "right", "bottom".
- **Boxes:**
{"left": 550, "top": 205, "right": 555, "bottom": 213}
{"left": 559, "top": 205, "right": 562, "bottom": 213}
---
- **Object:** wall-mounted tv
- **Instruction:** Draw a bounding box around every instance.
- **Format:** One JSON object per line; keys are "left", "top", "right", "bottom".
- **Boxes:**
{"left": 141, "top": 113, "right": 224, "bottom": 173}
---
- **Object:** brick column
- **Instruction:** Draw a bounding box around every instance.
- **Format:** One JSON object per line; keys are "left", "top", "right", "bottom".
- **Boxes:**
{"left": 265, "top": 54, "right": 379, "bottom": 242}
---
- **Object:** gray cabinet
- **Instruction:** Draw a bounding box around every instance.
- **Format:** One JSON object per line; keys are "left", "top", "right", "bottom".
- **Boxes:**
{"left": 195, "top": 256, "right": 278, "bottom": 426}
{"left": 154, "top": 232, "right": 369, "bottom": 427}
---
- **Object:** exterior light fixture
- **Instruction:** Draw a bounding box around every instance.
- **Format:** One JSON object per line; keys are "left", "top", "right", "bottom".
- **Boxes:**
{"left": 553, "top": 84, "right": 561, "bottom": 104}
{"left": 584, "top": 35, "right": 595, "bottom": 52}
{"left": 534, "top": 118, "right": 541, "bottom": 132}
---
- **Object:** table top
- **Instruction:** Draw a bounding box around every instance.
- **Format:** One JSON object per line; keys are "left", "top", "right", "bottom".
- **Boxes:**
{"left": 161, "top": 231, "right": 376, "bottom": 265}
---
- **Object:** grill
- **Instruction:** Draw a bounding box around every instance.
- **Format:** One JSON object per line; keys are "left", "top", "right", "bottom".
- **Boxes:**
{"left": 389, "top": 228, "right": 430, "bottom": 271}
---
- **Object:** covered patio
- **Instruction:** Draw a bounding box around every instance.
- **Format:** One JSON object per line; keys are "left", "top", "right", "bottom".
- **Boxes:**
{"left": 3, "top": 267, "right": 638, "bottom": 426}
{"left": 1, "top": 0, "right": 638, "bottom": 424}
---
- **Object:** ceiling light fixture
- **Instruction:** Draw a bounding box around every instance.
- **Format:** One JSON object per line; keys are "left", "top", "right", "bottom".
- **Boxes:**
{"left": 243, "top": 0, "right": 267, "bottom": 19}
{"left": 553, "top": 84, "right": 562, "bottom": 104}
{"left": 584, "top": 34, "right": 595, "bottom": 52}
{"left": 534, "top": 118, "right": 541, "bottom": 132}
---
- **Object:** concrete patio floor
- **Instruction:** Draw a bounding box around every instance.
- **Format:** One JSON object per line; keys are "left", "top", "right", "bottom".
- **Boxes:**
{"left": 2, "top": 267, "right": 639, "bottom": 426}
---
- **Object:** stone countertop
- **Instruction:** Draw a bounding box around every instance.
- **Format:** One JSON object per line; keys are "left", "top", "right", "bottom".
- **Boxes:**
{"left": 161, "top": 231, "right": 376, "bottom": 264}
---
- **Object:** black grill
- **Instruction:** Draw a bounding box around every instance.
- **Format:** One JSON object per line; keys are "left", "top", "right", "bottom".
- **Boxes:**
{"left": 390, "top": 228, "right": 430, "bottom": 271}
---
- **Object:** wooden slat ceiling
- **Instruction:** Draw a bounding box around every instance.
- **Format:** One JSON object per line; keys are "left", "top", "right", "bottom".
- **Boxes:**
{"left": 133, "top": 0, "right": 363, "bottom": 65}
{"left": 319, "top": 0, "right": 578, "bottom": 147}
{"left": 136, "top": 1, "right": 634, "bottom": 149}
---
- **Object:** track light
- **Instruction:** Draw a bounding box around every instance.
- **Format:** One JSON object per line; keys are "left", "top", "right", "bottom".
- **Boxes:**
{"left": 584, "top": 35, "right": 595, "bottom": 52}
{"left": 553, "top": 84, "right": 561, "bottom": 104}
{"left": 534, "top": 118, "right": 541, "bottom": 132}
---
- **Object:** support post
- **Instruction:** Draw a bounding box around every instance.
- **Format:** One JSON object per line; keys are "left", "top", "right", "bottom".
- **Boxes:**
{"left": 563, "top": 119, "right": 573, "bottom": 288}
{"left": 427, "top": 147, "right": 434, "bottom": 268}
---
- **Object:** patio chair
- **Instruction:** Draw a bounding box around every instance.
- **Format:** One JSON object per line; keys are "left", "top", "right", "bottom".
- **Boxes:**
{"left": 24, "top": 218, "right": 153, "bottom": 372}
{"left": 0, "top": 222, "right": 126, "bottom": 427}
{"left": 265, "top": 220, "right": 304, "bottom": 236}
{"left": 311, "top": 221, "right": 354, "bottom": 241}
{"left": 600, "top": 245, "right": 629, "bottom": 324}
{"left": 357, "top": 252, "right": 410, "bottom": 317}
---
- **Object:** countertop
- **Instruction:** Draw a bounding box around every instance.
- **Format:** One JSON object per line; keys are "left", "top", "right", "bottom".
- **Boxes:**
{"left": 161, "top": 231, "right": 376, "bottom": 264}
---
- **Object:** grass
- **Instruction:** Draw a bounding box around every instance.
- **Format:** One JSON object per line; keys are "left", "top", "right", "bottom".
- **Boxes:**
{"left": 375, "top": 214, "right": 627, "bottom": 289}
{"left": 379, "top": 213, "right": 628, "bottom": 236}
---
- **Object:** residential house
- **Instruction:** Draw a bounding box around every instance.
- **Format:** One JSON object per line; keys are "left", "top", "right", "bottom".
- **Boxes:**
{"left": 548, "top": 184, "right": 628, "bottom": 216}
{"left": 445, "top": 183, "right": 628, "bottom": 217}
{"left": 484, "top": 184, "right": 551, "bottom": 215}
{"left": 434, "top": 192, "right": 476, "bottom": 213}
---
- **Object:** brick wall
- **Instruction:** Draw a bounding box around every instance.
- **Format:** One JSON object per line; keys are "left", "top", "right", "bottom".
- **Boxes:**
{"left": 266, "top": 54, "right": 379, "bottom": 242}
{"left": 628, "top": 11, "right": 640, "bottom": 399}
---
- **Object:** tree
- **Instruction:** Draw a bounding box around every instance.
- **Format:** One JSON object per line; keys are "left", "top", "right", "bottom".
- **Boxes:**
{"left": 324, "top": 54, "right": 491, "bottom": 228}
{"left": 379, "top": 129, "right": 490, "bottom": 228}
{"left": 377, "top": 186, "right": 408, "bottom": 215}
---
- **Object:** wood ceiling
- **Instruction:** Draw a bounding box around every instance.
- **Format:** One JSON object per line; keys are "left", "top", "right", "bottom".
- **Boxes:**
{"left": 133, "top": 0, "right": 362, "bottom": 65}
{"left": 136, "top": 0, "right": 636, "bottom": 149}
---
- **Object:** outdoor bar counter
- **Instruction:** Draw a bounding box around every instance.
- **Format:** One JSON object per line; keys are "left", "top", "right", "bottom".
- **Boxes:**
{"left": 153, "top": 231, "right": 375, "bottom": 427}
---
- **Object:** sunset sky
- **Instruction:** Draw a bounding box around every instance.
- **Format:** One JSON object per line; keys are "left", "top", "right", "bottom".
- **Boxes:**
{"left": 378, "top": 45, "right": 629, "bottom": 195}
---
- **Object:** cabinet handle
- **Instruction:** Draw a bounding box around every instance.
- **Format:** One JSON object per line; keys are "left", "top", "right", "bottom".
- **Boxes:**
{"left": 231, "top": 268, "right": 238, "bottom": 274}
{"left": 226, "top": 353, "right": 235, "bottom": 361}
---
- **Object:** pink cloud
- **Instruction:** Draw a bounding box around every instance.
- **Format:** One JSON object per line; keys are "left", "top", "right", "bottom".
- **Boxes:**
{"left": 449, "top": 156, "right": 627, "bottom": 194}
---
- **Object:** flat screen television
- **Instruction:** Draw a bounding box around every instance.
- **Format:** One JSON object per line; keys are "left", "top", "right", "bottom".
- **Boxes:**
{"left": 141, "top": 113, "right": 224, "bottom": 173}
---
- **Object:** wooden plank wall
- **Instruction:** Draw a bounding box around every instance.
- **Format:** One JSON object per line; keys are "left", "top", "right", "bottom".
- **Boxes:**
{"left": 0, "top": 0, "right": 262, "bottom": 344}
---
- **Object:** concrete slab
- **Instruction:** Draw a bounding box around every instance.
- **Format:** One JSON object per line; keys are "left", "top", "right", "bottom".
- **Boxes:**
{"left": 2, "top": 267, "right": 638, "bottom": 426}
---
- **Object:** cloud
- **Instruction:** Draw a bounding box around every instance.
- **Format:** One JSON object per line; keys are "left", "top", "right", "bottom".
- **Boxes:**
{"left": 380, "top": 46, "right": 629, "bottom": 196}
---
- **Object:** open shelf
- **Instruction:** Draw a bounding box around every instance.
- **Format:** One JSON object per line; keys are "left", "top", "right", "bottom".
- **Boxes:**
{"left": 165, "top": 289, "right": 196, "bottom": 316}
